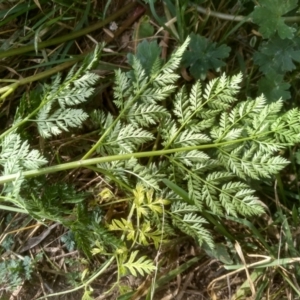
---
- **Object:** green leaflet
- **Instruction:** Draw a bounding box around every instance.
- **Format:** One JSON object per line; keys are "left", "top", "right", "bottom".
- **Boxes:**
{"left": 121, "top": 250, "right": 156, "bottom": 276}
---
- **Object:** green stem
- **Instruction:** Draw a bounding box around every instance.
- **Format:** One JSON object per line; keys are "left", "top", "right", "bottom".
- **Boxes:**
{"left": 0, "top": 60, "right": 127, "bottom": 103}
{"left": 0, "top": 134, "right": 284, "bottom": 184}
{"left": 0, "top": 204, "right": 27, "bottom": 214}
{"left": 0, "top": 96, "right": 48, "bottom": 139}
{"left": 0, "top": 60, "right": 79, "bottom": 101}
{"left": 0, "top": 2, "right": 136, "bottom": 59}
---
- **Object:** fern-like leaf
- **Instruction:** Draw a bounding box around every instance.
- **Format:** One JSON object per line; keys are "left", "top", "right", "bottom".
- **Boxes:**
{"left": 126, "top": 103, "right": 169, "bottom": 127}
{"left": 0, "top": 133, "right": 47, "bottom": 174}
{"left": 161, "top": 36, "right": 191, "bottom": 75}
{"left": 172, "top": 206, "right": 214, "bottom": 249}
{"left": 37, "top": 108, "right": 88, "bottom": 138}
{"left": 122, "top": 250, "right": 156, "bottom": 276}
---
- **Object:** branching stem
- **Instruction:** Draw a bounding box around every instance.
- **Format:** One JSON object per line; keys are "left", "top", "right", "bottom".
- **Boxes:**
{"left": 0, "top": 133, "right": 287, "bottom": 184}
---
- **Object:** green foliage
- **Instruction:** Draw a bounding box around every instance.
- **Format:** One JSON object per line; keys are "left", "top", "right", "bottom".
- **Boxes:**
{"left": 0, "top": 254, "right": 42, "bottom": 291}
{"left": 295, "top": 150, "right": 300, "bottom": 165}
{"left": 253, "top": 36, "right": 300, "bottom": 75}
{"left": 171, "top": 202, "right": 213, "bottom": 248}
{"left": 35, "top": 55, "right": 100, "bottom": 138}
{"left": 250, "top": 1, "right": 300, "bottom": 102}
{"left": 257, "top": 73, "right": 291, "bottom": 101}
{"left": 1, "top": 234, "right": 14, "bottom": 251}
{"left": 89, "top": 38, "right": 300, "bottom": 250}
{"left": 121, "top": 250, "right": 156, "bottom": 276}
{"left": 134, "top": 15, "right": 155, "bottom": 40}
{"left": 3, "top": 38, "right": 300, "bottom": 260}
{"left": 0, "top": 133, "right": 47, "bottom": 174}
{"left": 182, "top": 33, "right": 230, "bottom": 79}
{"left": 61, "top": 231, "right": 76, "bottom": 252}
{"left": 108, "top": 183, "right": 168, "bottom": 249}
{"left": 3, "top": 1, "right": 300, "bottom": 298}
{"left": 127, "top": 40, "right": 161, "bottom": 76}
{"left": 0, "top": 46, "right": 124, "bottom": 265}
{"left": 252, "top": 0, "right": 297, "bottom": 39}
{"left": 0, "top": 258, "right": 28, "bottom": 291}
{"left": 0, "top": 46, "right": 102, "bottom": 217}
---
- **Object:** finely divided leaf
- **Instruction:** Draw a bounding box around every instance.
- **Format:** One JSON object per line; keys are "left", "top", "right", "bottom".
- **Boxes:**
{"left": 126, "top": 103, "right": 169, "bottom": 127}
{"left": 0, "top": 133, "right": 47, "bottom": 174}
{"left": 122, "top": 250, "right": 156, "bottom": 276}
{"left": 37, "top": 108, "right": 88, "bottom": 138}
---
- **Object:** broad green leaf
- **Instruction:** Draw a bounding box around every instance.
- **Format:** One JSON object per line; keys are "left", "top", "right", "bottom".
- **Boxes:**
{"left": 135, "top": 16, "right": 155, "bottom": 39}
{"left": 182, "top": 33, "right": 230, "bottom": 79}
{"left": 252, "top": 0, "right": 297, "bottom": 39}
{"left": 127, "top": 40, "right": 161, "bottom": 76}
{"left": 254, "top": 36, "right": 300, "bottom": 74}
{"left": 258, "top": 73, "right": 291, "bottom": 102}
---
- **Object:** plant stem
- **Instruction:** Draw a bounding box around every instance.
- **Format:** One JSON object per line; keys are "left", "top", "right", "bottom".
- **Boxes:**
{"left": 0, "top": 134, "right": 286, "bottom": 184}
{"left": 0, "top": 60, "right": 79, "bottom": 102}
{"left": 0, "top": 204, "right": 27, "bottom": 214}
